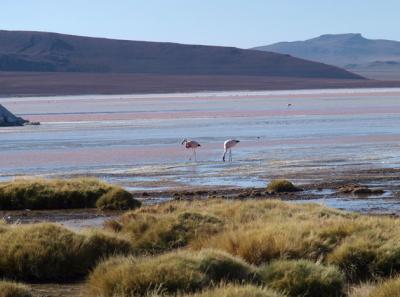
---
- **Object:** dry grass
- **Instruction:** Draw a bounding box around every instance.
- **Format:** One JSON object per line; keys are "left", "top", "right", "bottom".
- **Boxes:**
{"left": 86, "top": 249, "right": 258, "bottom": 297}
{"left": 5, "top": 196, "right": 400, "bottom": 295}
{"left": 0, "top": 178, "right": 138, "bottom": 210}
{"left": 187, "top": 284, "right": 285, "bottom": 297}
{"left": 259, "top": 259, "right": 344, "bottom": 297}
{"left": 189, "top": 200, "right": 358, "bottom": 264}
{"left": 363, "top": 277, "right": 400, "bottom": 297}
{"left": 108, "top": 199, "right": 400, "bottom": 284}
{"left": 0, "top": 280, "right": 31, "bottom": 297}
{"left": 106, "top": 203, "right": 225, "bottom": 253}
{"left": 0, "top": 223, "right": 132, "bottom": 281}
{"left": 347, "top": 283, "right": 375, "bottom": 297}
{"left": 105, "top": 285, "right": 285, "bottom": 297}
{"left": 109, "top": 199, "right": 352, "bottom": 256}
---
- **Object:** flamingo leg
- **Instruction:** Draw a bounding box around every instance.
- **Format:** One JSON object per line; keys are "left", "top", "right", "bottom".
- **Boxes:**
{"left": 194, "top": 148, "right": 197, "bottom": 162}
{"left": 229, "top": 149, "right": 232, "bottom": 162}
{"left": 222, "top": 149, "right": 227, "bottom": 162}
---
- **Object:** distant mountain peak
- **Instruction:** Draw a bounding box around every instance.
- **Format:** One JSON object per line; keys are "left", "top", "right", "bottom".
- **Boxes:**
{"left": 252, "top": 34, "right": 400, "bottom": 79}
{"left": 309, "top": 33, "right": 366, "bottom": 44}
{"left": 316, "top": 33, "right": 363, "bottom": 39}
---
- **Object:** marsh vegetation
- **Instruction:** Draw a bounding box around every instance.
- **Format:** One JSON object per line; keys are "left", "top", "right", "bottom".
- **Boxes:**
{"left": 2, "top": 178, "right": 400, "bottom": 296}
{"left": 0, "top": 178, "right": 140, "bottom": 210}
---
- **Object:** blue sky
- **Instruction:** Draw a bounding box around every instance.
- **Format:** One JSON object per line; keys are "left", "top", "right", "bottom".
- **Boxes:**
{"left": 1, "top": 0, "right": 399, "bottom": 48}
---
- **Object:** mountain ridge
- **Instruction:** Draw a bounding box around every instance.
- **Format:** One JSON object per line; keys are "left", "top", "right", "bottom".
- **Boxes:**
{"left": 252, "top": 34, "right": 400, "bottom": 79}
{"left": 0, "top": 30, "right": 363, "bottom": 79}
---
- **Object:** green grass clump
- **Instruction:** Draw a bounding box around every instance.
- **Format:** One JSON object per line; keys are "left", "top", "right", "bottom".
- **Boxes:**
{"left": 327, "top": 235, "right": 379, "bottom": 281}
{"left": 259, "top": 260, "right": 344, "bottom": 297}
{"left": 110, "top": 210, "right": 223, "bottom": 253}
{"left": 197, "top": 249, "right": 259, "bottom": 283}
{"left": 188, "top": 284, "right": 285, "bottom": 297}
{"left": 86, "top": 249, "right": 258, "bottom": 297}
{"left": 327, "top": 234, "right": 400, "bottom": 282}
{"left": 0, "top": 281, "right": 31, "bottom": 297}
{"left": 96, "top": 188, "right": 141, "bottom": 210}
{"left": 267, "top": 179, "right": 301, "bottom": 193}
{"left": 0, "top": 223, "right": 132, "bottom": 281}
{"left": 0, "top": 178, "right": 126, "bottom": 210}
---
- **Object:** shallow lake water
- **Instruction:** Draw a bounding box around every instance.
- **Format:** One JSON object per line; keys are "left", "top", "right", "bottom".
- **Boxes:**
{"left": 2, "top": 88, "right": 400, "bottom": 195}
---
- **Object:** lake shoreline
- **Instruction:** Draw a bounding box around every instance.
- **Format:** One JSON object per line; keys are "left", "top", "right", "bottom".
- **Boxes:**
{"left": 3, "top": 166, "right": 400, "bottom": 232}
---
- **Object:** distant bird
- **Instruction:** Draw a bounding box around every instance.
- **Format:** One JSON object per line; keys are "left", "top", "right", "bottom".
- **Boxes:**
{"left": 222, "top": 139, "right": 240, "bottom": 162}
{"left": 181, "top": 139, "right": 201, "bottom": 161}
{"left": 287, "top": 103, "right": 292, "bottom": 108}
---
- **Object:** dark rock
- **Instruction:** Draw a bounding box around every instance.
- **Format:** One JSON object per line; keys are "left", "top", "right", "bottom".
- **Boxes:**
{"left": 0, "top": 104, "right": 27, "bottom": 126}
{"left": 338, "top": 184, "right": 385, "bottom": 196}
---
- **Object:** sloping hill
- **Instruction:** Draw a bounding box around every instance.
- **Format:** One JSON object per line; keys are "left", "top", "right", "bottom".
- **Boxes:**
{"left": 0, "top": 30, "right": 362, "bottom": 79}
{"left": 253, "top": 33, "right": 400, "bottom": 79}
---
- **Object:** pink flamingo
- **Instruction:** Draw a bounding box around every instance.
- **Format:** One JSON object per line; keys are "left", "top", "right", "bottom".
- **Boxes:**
{"left": 222, "top": 139, "right": 240, "bottom": 162}
{"left": 181, "top": 139, "right": 201, "bottom": 161}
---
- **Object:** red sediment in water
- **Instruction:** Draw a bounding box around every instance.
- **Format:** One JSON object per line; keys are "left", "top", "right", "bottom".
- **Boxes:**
{"left": 23, "top": 105, "right": 400, "bottom": 123}
{"left": 1, "top": 134, "right": 400, "bottom": 170}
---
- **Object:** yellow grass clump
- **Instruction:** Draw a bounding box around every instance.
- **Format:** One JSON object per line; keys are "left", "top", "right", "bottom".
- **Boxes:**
{"left": 0, "top": 178, "right": 140, "bottom": 210}
{"left": 86, "top": 249, "right": 259, "bottom": 297}
{"left": 107, "top": 210, "right": 223, "bottom": 253}
{"left": 259, "top": 259, "right": 344, "bottom": 297}
{"left": 0, "top": 223, "right": 132, "bottom": 281}
{"left": 110, "top": 199, "right": 400, "bottom": 284}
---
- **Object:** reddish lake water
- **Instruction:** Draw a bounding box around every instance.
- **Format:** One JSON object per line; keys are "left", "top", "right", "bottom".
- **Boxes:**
{"left": 2, "top": 88, "right": 400, "bottom": 191}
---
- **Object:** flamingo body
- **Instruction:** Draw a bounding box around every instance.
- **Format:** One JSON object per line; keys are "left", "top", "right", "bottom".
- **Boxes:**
{"left": 181, "top": 139, "right": 201, "bottom": 161}
{"left": 223, "top": 139, "right": 240, "bottom": 162}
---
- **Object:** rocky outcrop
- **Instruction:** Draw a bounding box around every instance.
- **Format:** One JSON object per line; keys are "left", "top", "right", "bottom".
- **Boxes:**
{"left": 0, "top": 104, "right": 27, "bottom": 126}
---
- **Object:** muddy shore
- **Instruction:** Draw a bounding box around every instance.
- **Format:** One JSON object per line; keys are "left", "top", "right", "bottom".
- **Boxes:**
{"left": 3, "top": 167, "right": 400, "bottom": 233}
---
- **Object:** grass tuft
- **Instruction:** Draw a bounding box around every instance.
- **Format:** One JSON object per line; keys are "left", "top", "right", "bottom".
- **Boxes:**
{"left": 327, "top": 235, "right": 378, "bottom": 281}
{"left": 197, "top": 249, "right": 260, "bottom": 283}
{"left": 0, "top": 223, "right": 132, "bottom": 281}
{"left": 259, "top": 259, "right": 344, "bottom": 297}
{"left": 86, "top": 249, "right": 258, "bottom": 297}
{"left": 96, "top": 188, "right": 141, "bottom": 210}
{"left": 0, "top": 178, "right": 130, "bottom": 210}
{"left": 366, "top": 277, "right": 400, "bottom": 297}
{"left": 266, "top": 179, "right": 301, "bottom": 193}
{"left": 112, "top": 210, "right": 223, "bottom": 253}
